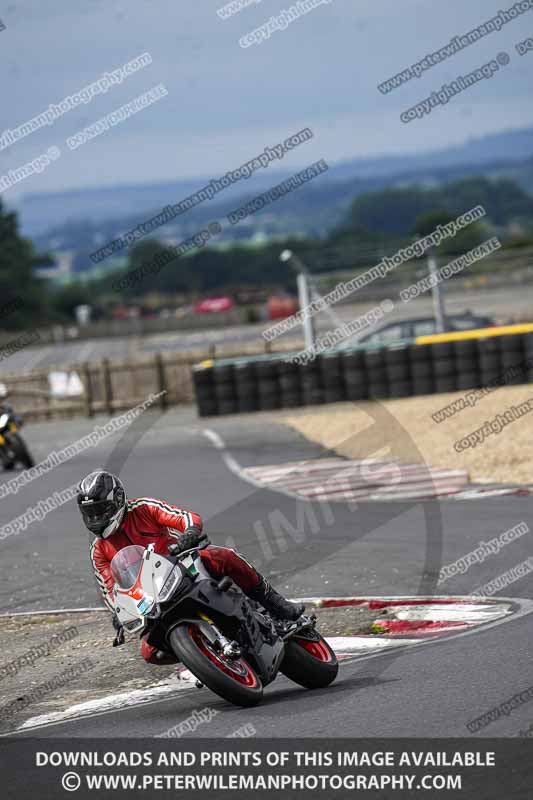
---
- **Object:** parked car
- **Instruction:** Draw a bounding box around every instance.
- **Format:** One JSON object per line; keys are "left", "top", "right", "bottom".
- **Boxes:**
{"left": 337, "top": 312, "right": 495, "bottom": 350}
{"left": 194, "top": 296, "right": 235, "bottom": 313}
{"left": 266, "top": 294, "right": 298, "bottom": 321}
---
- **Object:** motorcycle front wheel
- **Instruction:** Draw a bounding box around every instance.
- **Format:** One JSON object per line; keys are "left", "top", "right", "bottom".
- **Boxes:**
{"left": 280, "top": 633, "right": 338, "bottom": 689}
{"left": 169, "top": 623, "right": 263, "bottom": 707}
{"left": 0, "top": 453, "right": 15, "bottom": 470}
{"left": 7, "top": 433, "right": 34, "bottom": 469}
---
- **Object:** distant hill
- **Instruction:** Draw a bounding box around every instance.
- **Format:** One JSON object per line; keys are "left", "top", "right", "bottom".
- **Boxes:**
{"left": 324, "top": 126, "right": 533, "bottom": 181}
{"left": 15, "top": 171, "right": 296, "bottom": 237}
{"left": 14, "top": 124, "right": 533, "bottom": 265}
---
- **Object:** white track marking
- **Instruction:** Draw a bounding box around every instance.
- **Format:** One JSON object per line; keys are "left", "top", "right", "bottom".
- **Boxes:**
{"left": 202, "top": 429, "right": 225, "bottom": 450}
{"left": 202, "top": 428, "right": 304, "bottom": 499}
{"left": 202, "top": 429, "right": 529, "bottom": 503}
{"left": 452, "top": 487, "right": 532, "bottom": 499}
{"left": 244, "top": 458, "right": 472, "bottom": 502}
{"left": 17, "top": 679, "right": 198, "bottom": 732}
{"left": 392, "top": 604, "right": 511, "bottom": 623}
{"left": 327, "top": 636, "right": 420, "bottom": 652}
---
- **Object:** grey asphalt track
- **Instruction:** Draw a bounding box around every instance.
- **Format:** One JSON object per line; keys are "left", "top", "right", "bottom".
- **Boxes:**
{"left": 1, "top": 405, "right": 533, "bottom": 738}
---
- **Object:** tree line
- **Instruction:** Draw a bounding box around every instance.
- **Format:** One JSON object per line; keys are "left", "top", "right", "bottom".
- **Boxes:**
{"left": 2, "top": 175, "right": 532, "bottom": 327}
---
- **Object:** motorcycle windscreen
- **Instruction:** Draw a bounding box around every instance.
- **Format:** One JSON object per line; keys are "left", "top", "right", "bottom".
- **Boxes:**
{"left": 110, "top": 545, "right": 145, "bottom": 590}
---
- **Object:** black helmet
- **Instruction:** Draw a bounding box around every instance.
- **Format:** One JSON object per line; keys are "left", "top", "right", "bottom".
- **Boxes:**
{"left": 77, "top": 470, "right": 126, "bottom": 538}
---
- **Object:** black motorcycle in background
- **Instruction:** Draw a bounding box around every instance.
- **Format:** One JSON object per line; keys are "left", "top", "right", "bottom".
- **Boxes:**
{"left": 0, "top": 404, "right": 34, "bottom": 470}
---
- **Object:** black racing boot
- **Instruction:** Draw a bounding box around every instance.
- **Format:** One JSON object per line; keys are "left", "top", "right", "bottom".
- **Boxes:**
{"left": 247, "top": 577, "right": 305, "bottom": 621}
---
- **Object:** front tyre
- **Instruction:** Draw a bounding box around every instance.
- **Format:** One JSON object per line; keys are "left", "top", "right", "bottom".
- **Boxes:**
{"left": 169, "top": 623, "right": 263, "bottom": 707}
{"left": 280, "top": 633, "right": 338, "bottom": 689}
{"left": 8, "top": 433, "right": 34, "bottom": 469}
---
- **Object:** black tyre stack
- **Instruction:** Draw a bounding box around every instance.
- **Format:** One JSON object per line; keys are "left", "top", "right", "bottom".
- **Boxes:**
{"left": 498, "top": 334, "right": 527, "bottom": 386}
{"left": 365, "top": 348, "right": 388, "bottom": 398}
{"left": 255, "top": 359, "right": 281, "bottom": 411}
{"left": 431, "top": 342, "right": 457, "bottom": 394}
{"left": 385, "top": 345, "right": 411, "bottom": 398}
{"left": 409, "top": 343, "right": 434, "bottom": 396}
{"left": 300, "top": 359, "right": 324, "bottom": 406}
{"left": 192, "top": 363, "right": 218, "bottom": 417}
{"left": 278, "top": 358, "right": 301, "bottom": 408}
{"left": 213, "top": 363, "right": 237, "bottom": 416}
{"left": 234, "top": 361, "right": 259, "bottom": 413}
{"left": 454, "top": 339, "right": 480, "bottom": 391}
{"left": 320, "top": 353, "right": 346, "bottom": 404}
{"left": 477, "top": 336, "right": 501, "bottom": 389}
{"left": 342, "top": 349, "right": 368, "bottom": 401}
{"left": 192, "top": 330, "right": 533, "bottom": 417}
{"left": 525, "top": 333, "right": 533, "bottom": 383}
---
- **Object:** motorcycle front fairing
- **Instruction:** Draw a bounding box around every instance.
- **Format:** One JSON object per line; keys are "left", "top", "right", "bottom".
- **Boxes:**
{"left": 0, "top": 408, "right": 15, "bottom": 445}
{"left": 113, "top": 545, "right": 286, "bottom": 686}
{"left": 147, "top": 558, "right": 285, "bottom": 685}
{"left": 112, "top": 544, "right": 178, "bottom": 633}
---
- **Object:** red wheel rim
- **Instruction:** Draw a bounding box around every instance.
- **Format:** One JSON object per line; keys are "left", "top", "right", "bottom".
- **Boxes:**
{"left": 189, "top": 625, "right": 258, "bottom": 687}
{"left": 295, "top": 636, "right": 334, "bottom": 662}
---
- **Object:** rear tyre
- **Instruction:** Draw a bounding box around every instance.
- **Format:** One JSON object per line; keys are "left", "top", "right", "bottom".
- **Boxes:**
{"left": 280, "top": 633, "right": 338, "bottom": 689}
{"left": 169, "top": 623, "right": 263, "bottom": 707}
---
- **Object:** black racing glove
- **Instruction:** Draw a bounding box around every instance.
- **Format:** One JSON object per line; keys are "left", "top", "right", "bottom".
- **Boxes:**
{"left": 168, "top": 526, "right": 210, "bottom": 555}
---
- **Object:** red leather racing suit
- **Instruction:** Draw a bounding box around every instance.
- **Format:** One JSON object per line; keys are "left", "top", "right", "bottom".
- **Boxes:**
{"left": 90, "top": 496, "right": 260, "bottom": 663}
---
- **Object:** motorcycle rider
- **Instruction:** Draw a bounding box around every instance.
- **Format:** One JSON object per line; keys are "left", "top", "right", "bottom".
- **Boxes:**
{"left": 78, "top": 470, "right": 305, "bottom": 664}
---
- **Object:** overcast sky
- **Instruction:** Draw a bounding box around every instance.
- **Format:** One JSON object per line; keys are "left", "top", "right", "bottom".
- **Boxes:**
{"left": 1, "top": 0, "right": 533, "bottom": 199}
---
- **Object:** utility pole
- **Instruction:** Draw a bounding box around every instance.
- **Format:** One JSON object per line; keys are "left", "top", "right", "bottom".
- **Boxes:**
{"left": 280, "top": 249, "right": 344, "bottom": 351}
{"left": 295, "top": 271, "right": 315, "bottom": 351}
{"left": 280, "top": 249, "right": 316, "bottom": 351}
{"left": 427, "top": 249, "right": 446, "bottom": 333}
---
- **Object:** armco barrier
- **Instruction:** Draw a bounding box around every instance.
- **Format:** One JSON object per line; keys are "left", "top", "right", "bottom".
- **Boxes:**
{"left": 192, "top": 328, "right": 533, "bottom": 416}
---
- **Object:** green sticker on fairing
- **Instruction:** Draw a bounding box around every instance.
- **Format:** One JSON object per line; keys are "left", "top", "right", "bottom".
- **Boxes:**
{"left": 137, "top": 596, "right": 151, "bottom": 614}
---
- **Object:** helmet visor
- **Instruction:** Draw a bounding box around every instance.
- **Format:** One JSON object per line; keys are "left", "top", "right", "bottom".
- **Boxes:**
{"left": 80, "top": 499, "right": 119, "bottom": 533}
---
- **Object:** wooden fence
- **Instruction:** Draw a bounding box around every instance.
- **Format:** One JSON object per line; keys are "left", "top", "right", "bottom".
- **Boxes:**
{"left": 1, "top": 339, "right": 301, "bottom": 421}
